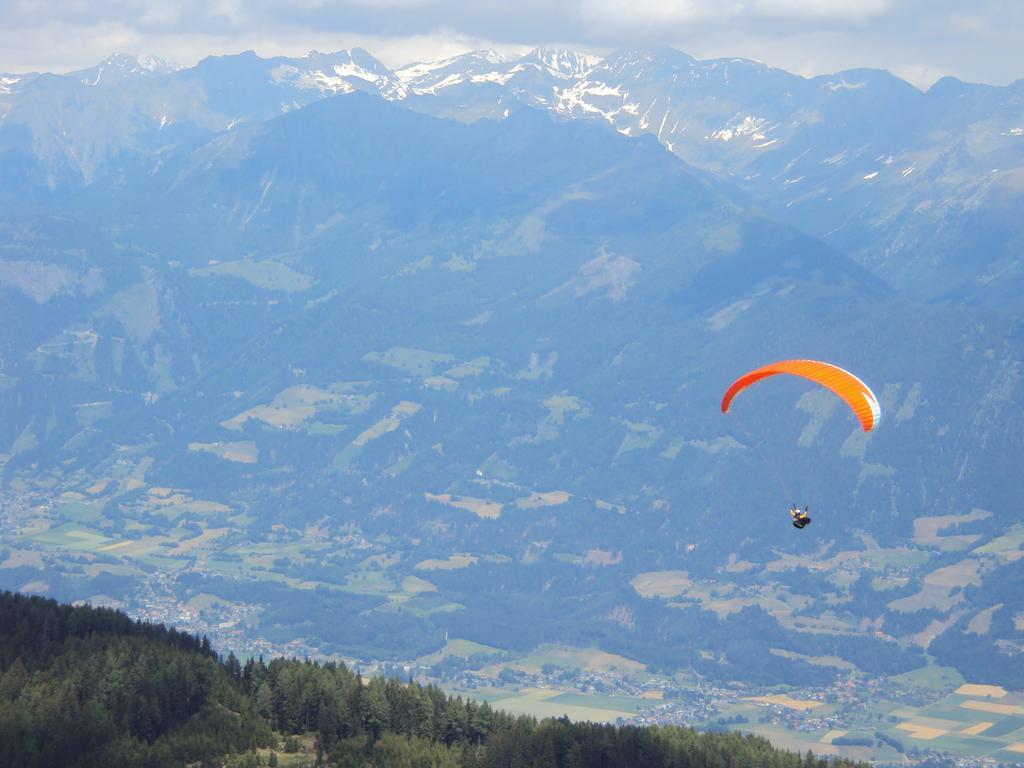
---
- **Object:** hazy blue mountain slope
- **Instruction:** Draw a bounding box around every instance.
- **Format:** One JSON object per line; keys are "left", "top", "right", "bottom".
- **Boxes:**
{"left": 4, "top": 48, "right": 1022, "bottom": 309}
{"left": 2, "top": 92, "right": 1023, "bottom": 684}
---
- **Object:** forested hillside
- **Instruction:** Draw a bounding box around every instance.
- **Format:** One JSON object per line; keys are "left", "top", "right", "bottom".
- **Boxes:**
{"left": 0, "top": 590, "right": 864, "bottom": 768}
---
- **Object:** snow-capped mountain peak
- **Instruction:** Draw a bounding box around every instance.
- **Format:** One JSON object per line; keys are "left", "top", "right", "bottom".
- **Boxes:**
{"left": 1, "top": 74, "right": 23, "bottom": 94}
{"left": 271, "top": 48, "right": 406, "bottom": 100}
{"left": 73, "top": 53, "right": 179, "bottom": 87}
{"left": 523, "top": 47, "right": 602, "bottom": 79}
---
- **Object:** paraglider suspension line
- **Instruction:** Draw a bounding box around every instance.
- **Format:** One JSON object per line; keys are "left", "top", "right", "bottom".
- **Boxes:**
{"left": 734, "top": 410, "right": 792, "bottom": 500}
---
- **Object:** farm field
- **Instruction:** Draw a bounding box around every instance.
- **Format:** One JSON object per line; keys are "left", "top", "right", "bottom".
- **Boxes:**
{"left": 452, "top": 686, "right": 651, "bottom": 723}
{"left": 880, "top": 687, "right": 1024, "bottom": 761}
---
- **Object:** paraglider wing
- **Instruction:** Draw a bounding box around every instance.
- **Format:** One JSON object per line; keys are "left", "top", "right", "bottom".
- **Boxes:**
{"left": 721, "top": 359, "right": 880, "bottom": 432}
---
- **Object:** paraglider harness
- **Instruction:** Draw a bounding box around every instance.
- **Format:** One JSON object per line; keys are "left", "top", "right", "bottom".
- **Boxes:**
{"left": 790, "top": 504, "right": 811, "bottom": 529}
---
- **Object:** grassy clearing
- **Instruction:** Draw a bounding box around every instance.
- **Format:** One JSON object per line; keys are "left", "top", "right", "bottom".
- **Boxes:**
{"left": 332, "top": 401, "right": 422, "bottom": 469}
{"left": 382, "top": 595, "right": 464, "bottom": 618}
{"left": 190, "top": 259, "right": 314, "bottom": 292}
{"left": 401, "top": 575, "right": 437, "bottom": 593}
{"left": 418, "top": 639, "right": 502, "bottom": 666}
{"left": 85, "top": 478, "right": 112, "bottom": 495}
{"left": 769, "top": 648, "right": 856, "bottom": 671}
{"left": 889, "top": 662, "right": 964, "bottom": 691}
{"left": 888, "top": 582, "right": 964, "bottom": 613}
{"left": 363, "top": 347, "right": 455, "bottom": 376}
{"left": 56, "top": 500, "right": 105, "bottom": 523}
{"left": 166, "top": 527, "right": 230, "bottom": 555}
{"left": 545, "top": 692, "right": 651, "bottom": 713}
{"left": 30, "top": 523, "right": 113, "bottom": 551}
{"left": 517, "top": 645, "right": 645, "bottom": 674}
{"left": 425, "top": 493, "right": 503, "bottom": 519}
{"left": 188, "top": 441, "right": 258, "bottom": 464}
{"left": 444, "top": 357, "right": 490, "bottom": 378}
{"left": 222, "top": 384, "right": 371, "bottom": 431}
{"left": 914, "top": 509, "right": 992, "bottom": 543}
{"left": 975, "top": 525, "right": 1024, "bottom": 559}
{"left": 455, "top": 687, "right": 640, "bottom": 723}
{"left": 862, "top": 547, "right": 932, "bottom": 569}
{"left": 142, "top": 490, "right": 233, "bottom": 519}
{"left": 415, "top": 554, "right": 477, "bottom": 571}
{"left": 0, "top": 549, "right": 45, "bottom": 569}
{"left": 924, "top": 559, "right": 983, "bottom": 588}
{"left": 745, "top": 725, "right": 843, "bottom": 757}
{"left": 966, "top": 605, "right": 1003, "bottom": 636}
{"left": 631, "top": 570, "right": 690, "bottom": 598}
{"left": 515, "top": 491, "right": 571, "bottom": 509}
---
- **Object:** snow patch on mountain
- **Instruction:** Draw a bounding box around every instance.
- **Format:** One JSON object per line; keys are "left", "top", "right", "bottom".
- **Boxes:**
{"left": 396, "top": 50, "right": 512, "bottom": 93}
{"left": 271, "top": 56, "right": 407, "bottom": 99}
{"left": 282, "top": 50, "right": 407, "bottom": 99}
{"left": 333, "top": 61, "right": 386, "bottom": 84}
{"left": 395, "top": 59, "right": 450, "bottom": 83}
{"left": 471, "top": 67, "right": 524, "bottom": 86}
{"left": 527, "top": 48, "right": 602, "bottom": 79}
{"left": 708, "top": 116, "right": 768, "bottom": 142}
{"left": 271, "top": 64, "right": 353, "bottom": 95}
{"left": 827, "top": 79, "right": 866, "bottom": 92}
{"left": 0, "top": 75, "right": 20, "bottom": 94}
{"left": 412, "top": 73, "right": 464, "bottom": 95}
{"left": 554, "top": 80, "right": 631, "bottom": 120}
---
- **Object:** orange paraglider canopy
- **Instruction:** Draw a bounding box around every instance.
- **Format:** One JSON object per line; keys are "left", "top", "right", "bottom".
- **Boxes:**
{"left": 721, "top": 359, "right": 880, "bottom": 432}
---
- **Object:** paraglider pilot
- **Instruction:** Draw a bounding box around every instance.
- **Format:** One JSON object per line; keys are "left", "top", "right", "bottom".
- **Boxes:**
{"left": 790, "top": 504, "right": 811, "bottom": 529}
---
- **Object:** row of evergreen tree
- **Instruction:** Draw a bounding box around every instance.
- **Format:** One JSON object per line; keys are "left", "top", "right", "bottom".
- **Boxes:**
{"left": 0, "top": 590, "right": 866, "bottom": 768}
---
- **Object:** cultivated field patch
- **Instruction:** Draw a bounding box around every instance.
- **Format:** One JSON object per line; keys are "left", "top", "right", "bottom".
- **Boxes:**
{"left": 458, "top": 686, "right": 644, "bottom": 723}
{"left": 962, "top": 700, "right": 1023, "bottom": 716}
{"left": 747, "top": 695, "right": 821, "bottom": 711}
{"left": 896, "top": 723, "right": 947, "bottom": 740}
{"left": 166, "top": 527, "right": 230, "bottom": 555}
{"left": 960, "top": 722, "right": 994, "bottom": 735}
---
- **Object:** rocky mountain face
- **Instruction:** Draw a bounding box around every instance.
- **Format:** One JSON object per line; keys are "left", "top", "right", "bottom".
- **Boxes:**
{"left": 1, "top": 50, "right": 1022, "bottom": 685}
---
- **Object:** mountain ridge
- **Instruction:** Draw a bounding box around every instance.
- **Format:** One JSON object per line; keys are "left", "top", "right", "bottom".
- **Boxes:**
{"left": 3, "top": 45, "right": 1021, "bottom": 306}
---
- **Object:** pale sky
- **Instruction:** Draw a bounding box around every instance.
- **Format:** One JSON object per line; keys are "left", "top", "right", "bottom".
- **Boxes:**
{"left": 1, "top": 0, "right": 1022, "bottom": 88}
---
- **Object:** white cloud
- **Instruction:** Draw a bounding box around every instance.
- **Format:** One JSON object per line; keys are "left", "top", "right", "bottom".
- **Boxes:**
{"left": 746, "top": 0, "right": 890, "bottom": 21}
